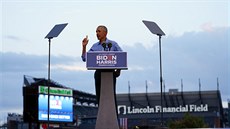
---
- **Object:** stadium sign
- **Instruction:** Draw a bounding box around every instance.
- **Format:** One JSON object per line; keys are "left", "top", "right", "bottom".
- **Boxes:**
{"left": 118, "top": 104, "right": 208, "bottom": 115}
{"left": 39, "top": 86, "right": 73, "bottom": 96}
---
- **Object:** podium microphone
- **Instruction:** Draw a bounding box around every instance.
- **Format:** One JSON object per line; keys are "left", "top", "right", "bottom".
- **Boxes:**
{"left": 108, "top": 42, "right": 112, "bottom": 51}
{"left": 102, "top": 42, "right": 107, "bottom": 51}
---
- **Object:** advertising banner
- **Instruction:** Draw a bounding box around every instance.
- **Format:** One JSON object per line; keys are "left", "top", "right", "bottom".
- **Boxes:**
{"left": 86, "top": 51, "right": 128, "bottom": 70}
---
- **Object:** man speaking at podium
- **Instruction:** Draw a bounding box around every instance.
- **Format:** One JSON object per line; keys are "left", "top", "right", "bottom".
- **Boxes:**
{"left": 81, "top": 25, "right": 123, "bottom": 105}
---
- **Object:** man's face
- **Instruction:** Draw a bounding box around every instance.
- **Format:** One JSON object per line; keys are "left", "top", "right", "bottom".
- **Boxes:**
{"left": 96, "top": 27, "right": 107, "bottom": 41}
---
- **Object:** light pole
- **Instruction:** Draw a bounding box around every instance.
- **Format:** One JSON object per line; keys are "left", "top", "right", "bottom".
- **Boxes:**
{"left": 44, "top": 23, "right": 68, "bottom": 128}
{"left": 142, "top": 20, "right": 165, "bottom": 127}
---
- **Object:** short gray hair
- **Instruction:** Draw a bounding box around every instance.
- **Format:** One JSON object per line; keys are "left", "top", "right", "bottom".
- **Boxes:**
{"left": 97, "top": 25, "right": 108, "bottom": 33}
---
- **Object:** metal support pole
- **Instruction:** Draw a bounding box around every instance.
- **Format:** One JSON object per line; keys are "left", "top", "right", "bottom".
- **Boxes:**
{"left": 158, "top": 35, "right": 163, "bottom": 127}
{"left": 47, "top": 38, "right": 51, "bottom": 128}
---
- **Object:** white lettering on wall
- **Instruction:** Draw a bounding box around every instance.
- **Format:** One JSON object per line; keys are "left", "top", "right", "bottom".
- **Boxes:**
{"left": 118, "top": 104, "right": 209, "bottom": 115}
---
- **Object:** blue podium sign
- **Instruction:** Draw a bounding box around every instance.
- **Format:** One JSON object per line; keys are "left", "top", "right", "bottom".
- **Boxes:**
{"left": 86, "top": 51, "right": 128, "bottom": 70}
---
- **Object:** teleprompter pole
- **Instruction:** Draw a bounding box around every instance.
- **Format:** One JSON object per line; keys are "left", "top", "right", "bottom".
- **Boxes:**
{"left": 158, "top": 35, "right": 163, "bottom": 127}
{"left": 47, "top": 38, "right": 52, "bottom": 128}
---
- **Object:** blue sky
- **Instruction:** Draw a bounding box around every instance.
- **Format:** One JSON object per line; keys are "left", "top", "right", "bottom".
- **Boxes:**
{"left": 0, "top": 0, "right": 229, "bottom": 124}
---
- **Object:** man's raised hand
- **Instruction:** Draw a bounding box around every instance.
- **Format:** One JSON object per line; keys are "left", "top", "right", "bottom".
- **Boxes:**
{"left": 82, "top": 35, "right": 89, "bottom": 47}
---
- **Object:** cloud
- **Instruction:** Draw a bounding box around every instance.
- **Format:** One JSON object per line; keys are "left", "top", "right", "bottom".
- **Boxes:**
{"left": 1, "top": 52, "right": 47, "bottom": 72}
{"left": 51, "top": 64, "right": 87, "bottom": 71}
{"left": 122, "top": 26, "right": 229, "bottom": 94}
{"left": 1, "top": 52, "right": 81, "bottom": 72}
{"left": 4, "top": 35, "right": 30, "bottom": 42}
{"left": 163, "top": 26, "right": 228, "bottom": 77}
{"left": 5, "top": 35, "right": 23, "bottom": 41}
{"left": 200, "top": 22, "right": 214, "bottom": 32}
{"left": 127, "top": 65, "right": 145, "bottom": 71}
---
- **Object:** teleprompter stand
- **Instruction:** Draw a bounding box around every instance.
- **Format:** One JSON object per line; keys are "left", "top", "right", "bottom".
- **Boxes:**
{"left": 86, "top": 51, "right": 127, "bottom": 129}
{"left": 44, "top": 23, "right": 68, "bottom": 128}
{"left": 143, "top": 20, "right": 165, "bottom": 127}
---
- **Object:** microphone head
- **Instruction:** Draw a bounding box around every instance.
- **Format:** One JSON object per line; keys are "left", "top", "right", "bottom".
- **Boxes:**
{"left": 102, "top": 42, "right": 106, "bottom": 48}
{"left": 108, "top": 42, "right": 112, "bottom": 48}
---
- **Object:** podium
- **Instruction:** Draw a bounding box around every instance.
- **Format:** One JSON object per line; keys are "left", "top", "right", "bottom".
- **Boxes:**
{"left": 86, "top": 51, "right": 127, "bottom": 129}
